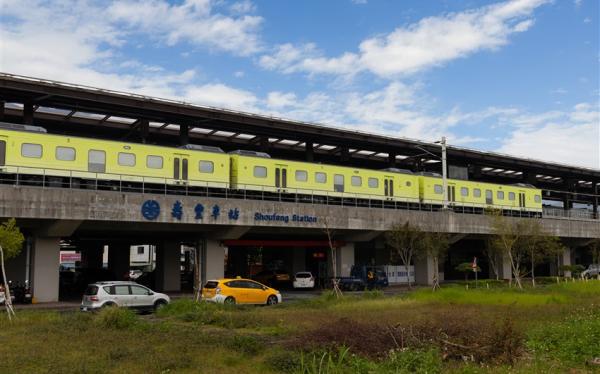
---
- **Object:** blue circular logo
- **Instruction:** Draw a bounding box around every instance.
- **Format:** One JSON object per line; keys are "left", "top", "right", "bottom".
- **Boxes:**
{"left": 141, "top": 200, "right": 160, "bottom": 220}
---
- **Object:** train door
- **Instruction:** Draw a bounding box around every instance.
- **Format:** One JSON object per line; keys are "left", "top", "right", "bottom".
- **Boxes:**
{"left": 173, "top": 154, "right": 189, "bottom": 183}
{"left": 0, "top": 137, "right": 6, "bottom": 167}
{"left": 275, "top": 165, "right": 288, "bottom": 191}
{"left": 518, "top": 192, "right": 526, "bottom": 209}
{"left": 448, "top": 185, "right": 456, "bottom": 204}
{"left": 485, "top": 189, "right": 493, "bottom": 205}
{"left": 384, "top": 176, "right": 394, "bottom": 198}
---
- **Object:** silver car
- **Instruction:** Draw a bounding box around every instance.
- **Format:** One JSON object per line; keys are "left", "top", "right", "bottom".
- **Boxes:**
{"left": 581, "top": 264, "right": 600, "bottom": 279}
{"left": 80, "top": 281, "right": 170, "bottom": 312}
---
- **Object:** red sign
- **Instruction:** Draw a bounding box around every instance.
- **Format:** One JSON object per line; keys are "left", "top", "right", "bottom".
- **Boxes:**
{"left": 60, "top": 253, "right": 81, "bottom": 263}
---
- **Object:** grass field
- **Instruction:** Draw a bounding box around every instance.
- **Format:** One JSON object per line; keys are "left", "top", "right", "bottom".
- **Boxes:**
{"left": 1, "top": 281, "right": 600, "bottom": 373}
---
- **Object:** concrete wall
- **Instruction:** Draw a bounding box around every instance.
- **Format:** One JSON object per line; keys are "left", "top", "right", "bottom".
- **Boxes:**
{"left": 0, "top": 186, "right": 598, "bottom": 239}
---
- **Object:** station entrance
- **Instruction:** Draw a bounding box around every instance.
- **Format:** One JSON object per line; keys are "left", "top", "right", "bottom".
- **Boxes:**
{"left": 224, "top": 240, "right": 343, "bottom": 289}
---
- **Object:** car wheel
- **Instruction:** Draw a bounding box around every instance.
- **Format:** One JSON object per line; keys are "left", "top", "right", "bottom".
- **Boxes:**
{"left": 266, "top": 295, "right": 278, "bottom": 305}
{"left": 154, "top": 300, "right": 167, "bottom": 311}
{"left": 224, "top": 296, "right": 236, "bottom": 305}
{"left": 101, "top": 302, "right": 116, "bottom": 309}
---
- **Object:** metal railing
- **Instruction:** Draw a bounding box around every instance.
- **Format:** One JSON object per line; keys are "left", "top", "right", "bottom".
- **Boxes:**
{"left": 0, "top": 165, "right": 596, "bottom": 221}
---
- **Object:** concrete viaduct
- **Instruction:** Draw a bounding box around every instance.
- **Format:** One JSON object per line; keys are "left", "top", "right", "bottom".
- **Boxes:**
{"left": 3, "top": 185, "right": 599, "bottom": 302}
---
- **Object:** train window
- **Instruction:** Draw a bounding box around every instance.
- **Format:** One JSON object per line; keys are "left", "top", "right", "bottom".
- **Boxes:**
{"left": 434, "top": 184, "right": 443, "bottom": 194}
{"left": 534, "top": 195, "right": 541, "bottom": 203}
{"left": 334, "top": 174, "right": 344, "bottom": 192}
{"left": 146, "top": 155, "right": 163, "bottom": 169}
{"left": 406, "top": 181, "right": 411, "bottom": 187}
{"left": 118, "top": 152, "right": 136, "bottom": 167}
{"left": 497, "top": 191, "right": 505, "bottom": 200}
{"left": 254, "top": 166, "right": 267, "bottom": 178}
{"left": 315, "top": 172, "right": 327, "bottom": 183}
{"left": 56, "top": 146, "right": 75, "bottom": 161}
{"left": 88, "top": 150, "right": 106, "bottom": 173}
{"left": 0, "top": 140, "right": 5, "bottom": 166}
{"left": 461, "top": 187, "right": 469, "bottom": 197}
{"left": 351, "top": 176, "right": 362, "bottom": 187}
{"left": 199, "top": 161, "right": 214, "bottom": 173}
{"left": 508, "top": 192, "right": 515, "bottom": 201}
{"left": 21, "top": 143, "right": 42, "bottom": 158}
{"left": 474, "top": 188, "right": 481, "bottom": 198}
{"left": 368, "top": 178, "right": 378, "bottom": 188}
{"left": 295, "top": 170, "right": 308, "bottom": 182}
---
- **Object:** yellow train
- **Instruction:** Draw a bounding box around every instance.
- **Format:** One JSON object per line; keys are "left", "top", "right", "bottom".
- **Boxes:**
{"left": 0, "top": 124, "right": 542, "bottom": 213}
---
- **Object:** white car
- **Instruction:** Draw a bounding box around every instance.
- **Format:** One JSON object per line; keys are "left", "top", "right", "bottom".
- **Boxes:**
{"left": 293, "top": 272, "right": 315, "bottom": 289}
{"left": 80, "top": 281, "right": 170, "bottom": 312}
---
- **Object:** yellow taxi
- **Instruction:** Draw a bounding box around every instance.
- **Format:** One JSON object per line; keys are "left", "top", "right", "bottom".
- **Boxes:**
{"left": 202, "top": 278, "right": 282, "bottom": 305}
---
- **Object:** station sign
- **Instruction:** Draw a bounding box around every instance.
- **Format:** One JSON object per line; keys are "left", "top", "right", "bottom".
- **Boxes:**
{"left": 254, "top": 212, "right": 318, "bottom": 224}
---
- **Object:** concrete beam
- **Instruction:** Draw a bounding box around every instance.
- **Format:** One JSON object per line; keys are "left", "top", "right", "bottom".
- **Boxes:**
{"left": 449, "top": 233, "right": 467, "bottom": 244}
{"left": 207, "top": 226, "right": 251, "bottom": 240}
{"left": 36, "top": 219, "right": 82, "bottom": 237}
{"left": 31, "top": 237, "right": 60, "bottom": 302}
{"left": 343, "top": 230, "right": 381, "bottom": 242}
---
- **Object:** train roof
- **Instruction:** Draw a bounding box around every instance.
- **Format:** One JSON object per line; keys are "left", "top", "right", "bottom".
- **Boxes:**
{"left": 178, "top": 144, "right": 224, "bottom": 153}
{"left": 0, "top": 121, "right": 47, "bottom": 133}
{"left": 381, "top": 167, "right": 414, "bottom": 175}
{"left": 229, "top": 150, "right": 271, "bottom": 158}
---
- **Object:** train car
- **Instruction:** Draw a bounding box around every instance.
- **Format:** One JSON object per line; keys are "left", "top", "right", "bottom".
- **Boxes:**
{"left": 419, "top": 174, "right": 542, "bottom": 213}
{"left": 230, "top": 151, "right": 420, "bottom": 203}
{"left": 0, "top": 124, "right": 230, "bottom": 188}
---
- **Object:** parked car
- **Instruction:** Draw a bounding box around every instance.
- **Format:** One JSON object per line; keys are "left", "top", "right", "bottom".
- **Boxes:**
{"left": 80, "top": 281, "right": 169, "bottom": 312}
{"left": 252, "top": 269, "right": 291, "bottom": 287}
{"left": 338, "top": 265, "right": 389, "bottom": 291}
{"left": 581, "top": 264, "right": 600, "bottom": 279}
{"left": 202, "top": 278, "right": 282, "bottom": 305}
{"left": 293, "top": 272, "right": 315, "bottom": 289}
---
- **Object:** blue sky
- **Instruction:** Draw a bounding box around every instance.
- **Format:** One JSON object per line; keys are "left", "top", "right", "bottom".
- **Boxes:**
{"left": 1, "top": 0, "right": 598, "bottom": 168}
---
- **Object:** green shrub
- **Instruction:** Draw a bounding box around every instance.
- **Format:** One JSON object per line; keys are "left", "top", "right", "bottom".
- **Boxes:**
{"left": 225, "top": 335, "right": 264, "bottom": 356}
{"left": 93, "top": 306, "right": 137, "bottom": 329}
{"left": 384, "top": 348, "right": 442, "bottom": 373}
{"left": 265, "top": 349, "right": 301, "bottom": 372}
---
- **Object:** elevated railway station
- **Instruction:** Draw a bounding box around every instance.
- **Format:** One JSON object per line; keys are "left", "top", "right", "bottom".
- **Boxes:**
{"left": 0, "top": 73, "right": 599, "bottom": 302}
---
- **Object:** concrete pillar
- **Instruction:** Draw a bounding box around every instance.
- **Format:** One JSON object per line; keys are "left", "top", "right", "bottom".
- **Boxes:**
{"left": 414, "top": 254, "right": 435, "bottom": 286}
{"left": 156, "top": 242, "right": 181, "bottom": 292}
{"left": 81, "top": 244, "right": 104, "bottom": 269}
{"left": 108, "top": 244, "right": 130, "bottom": 281}
{"left": 292, "top": 247, "right": 306, "bottom": 275}
{"left": 204, "top": 239, "right": 225, "bottom": 282}
{"left": 31, "top": 237, "right": 60, "bottom": 302}
{"left": 336, "top": 243, "right": 355, "bottom": 277}
{"left": 560, "top": 248, "right": 572, "bottom": 278}
{"left": 497, "top": 253, "right": 512, "bottom": 280}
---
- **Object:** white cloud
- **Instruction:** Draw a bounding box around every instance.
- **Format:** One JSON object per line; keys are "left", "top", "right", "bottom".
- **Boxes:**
{"left": 108, "top": 0, "right": 263, "bottom": 56}
{"left": 266, "top": 92, "right": 297, "bottom": 108}
{"left": 574, "top": 0, "right": 583, "bottom": 7}
{"left": 496, "top": 103, "right": 600, "bottom": 168}
{"left": 183, "top": 84, "right": 259, "bottom": 111}
{"left": 259, "top": 0, "right": 548, "bottom": 78}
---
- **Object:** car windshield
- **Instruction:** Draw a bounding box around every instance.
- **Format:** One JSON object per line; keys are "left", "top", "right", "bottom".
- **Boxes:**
{"left": 84, "top": 285, "right": 98, "bottom": 295}
{"left": 204, "top": 281, "right": 219, "bottom": 289}
{"left": 295, "top": 273, "right": 311, "bottom": 278}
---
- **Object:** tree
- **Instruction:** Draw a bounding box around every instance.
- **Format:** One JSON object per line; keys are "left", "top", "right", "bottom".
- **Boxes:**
{"left": 419, "top": 231, "right": 449, "bottom": 291}
{"left": 517, "top": 219, "right": 564, "bottom": 287}
{"left": 322, "top": 217, "right": 342, "bottom": 297}
{"left": 385, "top": 222, "right": 422, "bottom": 289}
{"left": 0, "top": 218, "right": 25, "bottom": 320}
{"left": 488, "top": 211, "right": 527, "bottom": 289}
{"left": 455, "top": 262, "right": 481, "bottom": 281}
{"left": 483, "top": 238, "right": 500, "bottom": 280}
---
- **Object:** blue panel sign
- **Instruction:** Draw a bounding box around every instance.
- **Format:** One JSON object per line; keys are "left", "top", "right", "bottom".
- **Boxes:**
{"left": 141, "top": 200, "right": 160, "bottom": 220}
